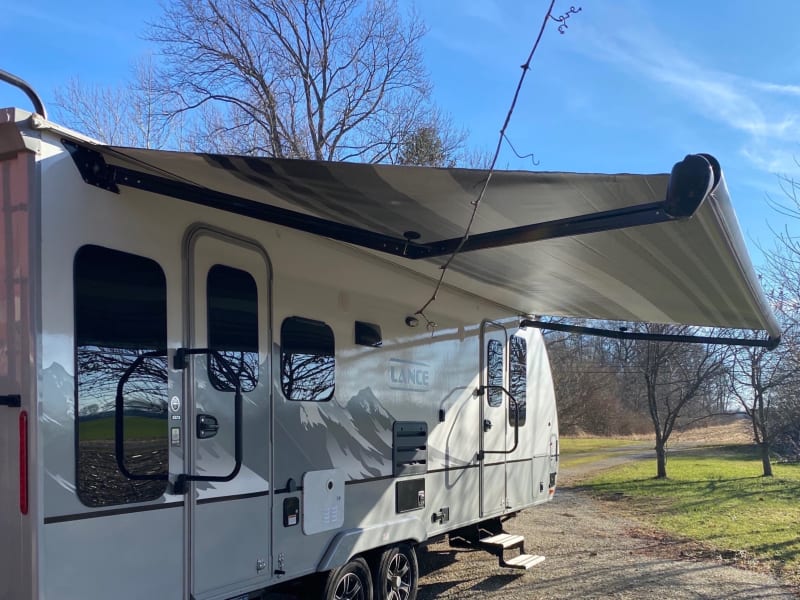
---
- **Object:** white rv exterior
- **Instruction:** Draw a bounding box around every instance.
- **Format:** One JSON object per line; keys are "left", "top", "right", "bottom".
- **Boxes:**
{"left": 0, "top": 104, "right": 780, "bottom": 600}
{"left": 0, "top": 109, "right": 558, "bottom": 600}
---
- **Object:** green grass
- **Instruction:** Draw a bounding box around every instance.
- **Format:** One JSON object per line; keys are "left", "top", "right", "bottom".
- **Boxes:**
{"left": 560, "top": 451, "right": 620, "bottom": 469}
{"left": 559, "top": 437, "right": 646, "bottom": 469}
{"left": 581, "top": 444, "right": 800, "bottom": 581}
{"left": 560, "top": 437, "right": 645, "bottom": 453}
{"left": 80, "top": 416, "right": 165, "bottom": 441}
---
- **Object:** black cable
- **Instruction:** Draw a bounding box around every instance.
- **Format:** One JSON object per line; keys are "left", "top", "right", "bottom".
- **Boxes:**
{"left": 414, "top": 0, "right": 560, "bottom": 327}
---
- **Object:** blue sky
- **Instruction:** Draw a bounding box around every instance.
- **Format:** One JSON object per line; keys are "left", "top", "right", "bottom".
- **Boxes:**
{"left": 2, "top": 0, "right": 800, "bottom": 265}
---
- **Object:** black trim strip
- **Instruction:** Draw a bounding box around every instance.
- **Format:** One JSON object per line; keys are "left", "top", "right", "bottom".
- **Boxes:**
{"left": 196, "top": 490, "right": 269, "bottom": 505}
{"left": 428, "top": 464, "right": 476, "bottom": 475}
{"left": 484, "top": 457, "right": 533, "bottom": 467}
{"left": 522, "top": 319, "right": 780, "bottom": 349}
{"left": 273, "top": 486, "right": 304, "bottom": 495}
{"left": 344, "top": 464, "right": 479, "bottom": 486}
{"left": 44, "top": 501, "right": 183, "bottom": 524}
{"left": 345, "top": 474, "right": 395, "bottom": 486}
{"left": 45, "top": 489, "right": 272, "bottom": 523}
{"left": 339, "top": 459, "right": 534, "bottom": 485}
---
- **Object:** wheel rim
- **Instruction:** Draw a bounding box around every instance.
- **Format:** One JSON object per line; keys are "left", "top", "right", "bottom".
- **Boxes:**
{"left": 334, "top": 571, "right": 365, "bottom": 600}
{"left": 384, "top": 552, "right": 412, "bottom": 600}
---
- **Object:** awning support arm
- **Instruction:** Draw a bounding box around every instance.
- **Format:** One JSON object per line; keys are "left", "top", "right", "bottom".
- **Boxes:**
{"left": 520, "top": 319, "right": 780, "bottom": 349}
{"left": 425, "top": 201, "right": 675, "bottom": 256}
{"left": 64, "top": 140, "right": 717, "bottom": 260}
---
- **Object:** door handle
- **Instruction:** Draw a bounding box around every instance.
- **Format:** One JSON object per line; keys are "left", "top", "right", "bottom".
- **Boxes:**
{"left": 483, "top": 419, "right": 492, "bottom": 432}
{"left": 197, "top": 413, "right": 219, "bottom": 439}
{"left": 173, "top": 348, "right": 243, "bottom": 495}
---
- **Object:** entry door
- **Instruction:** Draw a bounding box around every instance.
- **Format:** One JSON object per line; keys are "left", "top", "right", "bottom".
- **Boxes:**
{"left": 480, "top": 320, "right": 508, "bottom": 518}
{"left": 185, "top": 228, "right": 272, "bottom": 600}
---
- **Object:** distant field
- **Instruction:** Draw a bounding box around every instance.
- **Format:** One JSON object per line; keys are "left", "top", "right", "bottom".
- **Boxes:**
{"left": 80, "top": 416, "right": 165, "bottom": 441}
{"left": 581, "top": 444, "right": 800, "bottom": 584}
{"left": 559, "top": 437, "right": 649, "bottom": 469}
{"left": 560, "top": 437, "right": 645, "bottom": 453}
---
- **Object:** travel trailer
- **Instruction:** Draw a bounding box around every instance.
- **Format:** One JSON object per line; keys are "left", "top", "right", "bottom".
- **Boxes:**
{"left": 0, "top": 75, "right": 780, "bottom": 600}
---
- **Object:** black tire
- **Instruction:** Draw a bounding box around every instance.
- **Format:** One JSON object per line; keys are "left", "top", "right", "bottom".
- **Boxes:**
{"left": 323, "top": 557, "right": 373, "bottom": 600}
{"left": 375, "top": 543, "right": 418, "bottom": 600}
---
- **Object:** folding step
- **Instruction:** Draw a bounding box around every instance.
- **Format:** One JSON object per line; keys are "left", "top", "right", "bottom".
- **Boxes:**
{"left": 479, "top": 533, "right": 524, "bottom": 550}
{"left": 479, "top": 533, "right": 545, "bottom": 570}
{"left": 502, "top": 553, "right": 546, "bottom": 570}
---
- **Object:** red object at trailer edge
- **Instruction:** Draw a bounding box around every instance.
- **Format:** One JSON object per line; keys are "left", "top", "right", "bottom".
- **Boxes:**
{"left": 20, "top": 410, "right": 28, "bottom": 515}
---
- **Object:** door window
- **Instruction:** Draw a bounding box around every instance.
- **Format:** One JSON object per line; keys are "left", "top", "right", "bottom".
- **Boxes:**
{"left": 206, "top": 265, "right": 259, "bottom": 392}
{"left": 509, "top": 336, "right": 527, "bottom": 426}
{"left": 487, "top": 339, "right": 504, "bottom": 407}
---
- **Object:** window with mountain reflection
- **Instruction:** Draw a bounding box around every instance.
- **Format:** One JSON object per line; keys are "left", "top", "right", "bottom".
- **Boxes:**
{"left": 74, "top": 245, "right": 168, "bottom": 507}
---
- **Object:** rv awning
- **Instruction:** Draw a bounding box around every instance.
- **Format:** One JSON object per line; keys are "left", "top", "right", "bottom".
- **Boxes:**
{"left": 62, "top": 139, "right": 780, "bottom": 345}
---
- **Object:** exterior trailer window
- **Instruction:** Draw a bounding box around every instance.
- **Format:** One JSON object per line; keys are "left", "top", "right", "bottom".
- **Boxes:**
{"left": 281, "top": 316, "right": 335, "bottom": 402}
{"left": 207, "top": 264, "right": 258, "bottom": 392}
{"left": 74, "top": 245, "right": 168, "bottom": 507}
{"left": 509, "top": 335, "right": 527, "bottom": 426}
{"left": 487, "top": 339, "right": 504, "bottom": 407}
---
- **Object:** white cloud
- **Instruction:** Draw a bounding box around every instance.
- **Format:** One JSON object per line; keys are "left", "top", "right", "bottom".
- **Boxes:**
{"left": 578, "top": 16, "right": 800, "bottom": 173}
{"left": 751, "top": 81, "right": 800, "bottom": 97}
{"left": 741, "top": 146, "right": 800, "bottom": 175}
{"left": 461, "top": 0, "right": 504, "bottom": 27}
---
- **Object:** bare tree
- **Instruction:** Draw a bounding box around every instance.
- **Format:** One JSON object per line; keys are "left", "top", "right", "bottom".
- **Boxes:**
{"left": 147, "top": 0, "right": 453, "bottom": 162}
{"left": 546, "top": 328, "right": 643, "bottom": 436}
{"left": 729, "top": 333, "right": 796, "bottom": 476}
{"left": 760, "top": 175, "right": 800, "bottom": 462}
{"left": 53, "top": 56, "right": 184, "bottom": 149}
{"left": 630, "top": 325, "right": 729, "bottom": 478}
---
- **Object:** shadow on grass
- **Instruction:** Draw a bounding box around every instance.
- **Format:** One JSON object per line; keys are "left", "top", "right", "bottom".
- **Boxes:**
{"left": 581, "top": 477, "right": 800, "bottom": 504}
{"left": 577, "top": 468, "right": 800, "bottom": 572}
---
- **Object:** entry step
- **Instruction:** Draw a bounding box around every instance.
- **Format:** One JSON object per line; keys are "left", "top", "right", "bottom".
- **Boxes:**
{"left": 479, "top": 533, "right": 545, "bottom": 570}
{"left": 479, "top": 533, "right": 524, "bottom": 549}
{"left": 503, "top": 554, "right": 546, "bottom": 570}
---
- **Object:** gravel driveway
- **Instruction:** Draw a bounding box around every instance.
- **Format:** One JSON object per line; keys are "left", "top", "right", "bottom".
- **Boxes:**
{"left": 417, "top": 446, "right": 798, "bottom": 599}
{"left": 269, "top": 445, "right": 798, "bottom": 599}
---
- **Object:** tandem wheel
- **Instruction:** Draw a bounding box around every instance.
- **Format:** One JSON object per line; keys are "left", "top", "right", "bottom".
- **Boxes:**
{"left": 323, "top": 556, "right": 373, "bottom": 600}
{"left": 374, "top": 543, "right": 418, "bottom": 600}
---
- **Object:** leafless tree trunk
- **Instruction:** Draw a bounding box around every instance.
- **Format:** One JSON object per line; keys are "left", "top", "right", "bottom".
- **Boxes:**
{"left": 729, "top": 336, "right": 796, "bottom": 477}
{"left": 632, "top": 324, "right": 729, "bottom": 479}
{"left": 760, "top": 177, "right": 800, "bottom": 462}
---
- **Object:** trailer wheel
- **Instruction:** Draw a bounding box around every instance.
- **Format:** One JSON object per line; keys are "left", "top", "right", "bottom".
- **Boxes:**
{"left": 375, "top": 543, "right": 418, "bottom": 600}
{"left": 323, "top": 557, "right": 373, "bottom": 600}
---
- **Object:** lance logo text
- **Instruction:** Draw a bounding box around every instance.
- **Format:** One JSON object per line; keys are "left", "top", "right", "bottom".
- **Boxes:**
{"left": 388, "top": 359, "right": 431, "bottom": 392}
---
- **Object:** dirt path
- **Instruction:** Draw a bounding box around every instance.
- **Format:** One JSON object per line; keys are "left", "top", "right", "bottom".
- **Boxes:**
{"left": 416, "top": 445, "right": 799, "bottom": 599}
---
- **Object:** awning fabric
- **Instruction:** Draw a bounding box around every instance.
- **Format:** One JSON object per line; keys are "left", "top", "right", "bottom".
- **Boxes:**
{"left": 63, "top": 139, "right": 780, "bottom": 343}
